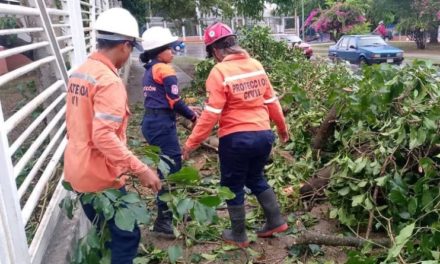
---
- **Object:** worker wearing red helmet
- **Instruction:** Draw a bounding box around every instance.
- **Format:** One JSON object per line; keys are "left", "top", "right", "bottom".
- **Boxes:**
{"left": 183, "top": 22, "right": 289, "bottom": 247}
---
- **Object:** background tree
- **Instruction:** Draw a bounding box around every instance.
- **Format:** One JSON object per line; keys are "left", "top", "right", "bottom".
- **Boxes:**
{"left": 121, "top": 0, "right": 149, "bottom": 28}
{"left": 305, "top": 2, "right": 366, "bottom": 41}
{"left": 396, "top": 0, "right": 440, "bottom": 49}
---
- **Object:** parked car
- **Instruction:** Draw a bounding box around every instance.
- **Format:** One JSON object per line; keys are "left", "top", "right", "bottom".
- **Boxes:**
{"left": 272, "top": 34, "right": 313, "bottom": 59}
{"left": 328, "top": 35, "right": 404, "bottom": 65}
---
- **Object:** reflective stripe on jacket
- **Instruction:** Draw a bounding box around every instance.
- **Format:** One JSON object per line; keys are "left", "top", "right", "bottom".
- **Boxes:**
{"left": 185, "top": 52, "right": 287, "bottom": 150}
{"left": 64, "top": 52, "right": 146, "bottom": 193}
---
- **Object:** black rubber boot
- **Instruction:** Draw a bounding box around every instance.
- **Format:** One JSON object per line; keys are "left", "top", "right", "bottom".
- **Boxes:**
{"left": 222, "top": 205, "right": 250, "bottom": 248}
{"left": 152, "top": 207, "right": 175, "bottom": 239}
{"left": 256, "top": 188, "right": 288, "bottom": 237}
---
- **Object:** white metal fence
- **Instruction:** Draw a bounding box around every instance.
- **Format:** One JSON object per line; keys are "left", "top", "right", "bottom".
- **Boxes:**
{"left": 0, "top": 1, "right": 120, "bottom": 263}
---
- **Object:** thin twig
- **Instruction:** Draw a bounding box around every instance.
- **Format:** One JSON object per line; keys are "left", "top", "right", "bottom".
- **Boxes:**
{"left": 365, "top": 186, "right": 379, "bottom": 240}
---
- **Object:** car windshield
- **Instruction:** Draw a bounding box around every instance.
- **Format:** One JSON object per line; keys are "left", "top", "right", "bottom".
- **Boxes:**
{"left": 358, "top": 36, "right": 387, "bottom": 46}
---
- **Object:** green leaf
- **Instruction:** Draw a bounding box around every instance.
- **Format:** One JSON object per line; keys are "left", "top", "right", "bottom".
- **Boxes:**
{"left": 167, "top": 167, "right": 200, "bottom": 185}
{"left": 217, "top": 186, "right": 236, "bottom": 200}
{"left": 103, "top": 189, "right": 122, "bottom": 202}
{"left": 127, "top": 204, "right": 150, "bottom": 225}
{"left": 201, "top": 253, "right": 216, "bottom": 261}
{"left": 329, "top": 208, "right": 338, "bottom": 219}
{"left": 198, "top": 196, "right": 221, "bottom": 207}
{"left": 408, "top": 198, "right": 417, "bottom": 215}
{"left": 399, "top": 212, "right": 410, "bottom": 219}
{"left": 375, "top": 175, "right": 389, "bottom": 187}
{"left": 422, "top": 190, "right": 433, "bottom": 211}
{"left": 409, "top": 128, "right": 419, "bottom": 150}
{"left": 120, "top": 192, "right": 141, "bottom": 204}
{"left": 351, "top": 194, "right": 365, "bottom": 207}
{"left": 308, "top": 244, "right": 322, "bottom": 256}
{"left": 385, "top": 223, "right": 415, "bottom": 261}
{"left": 102, "top": 203, "right": 115, "bottom": 221}
{"left": 192, "top": 201, "right": 216, "bottom": 223}
{"left": 81, "top": 193, "right": 95, "bottom": 205}
{"left": 423, "top": 117, "right": 437, "bottom": 130}
{"left": 159, "top": 192, "right": 173, "bottom": 202}
{"left": 357, "top": 180, "right": 368, "bottom": 188}
{"left": 93, "top": 194, "right": 111, "bottom": 215}
{"left": 364, "top": 198, "right": 374, "bottom": 210}
{"left": 354, "top": 157, "right": 367, "bottom": 173}
{"left": 338, "top": 187, "right": 350, "bottom": 196}
{"left": 167, "top": 245, "right": 183, "bottom": 264}
{"left": 86, "top": 227, "right": 100, "bottom": 249}
{"left": 59, "top": 196, "right": 75, "bottom": 219}
{"left": 176, "top": 198, "right": 194, "bottom": 218}
{"left": 115, "top": 207, "right": 135, "bottom": 232}
{"left": 62, "top": 180, "right": 74, "bottom": 191}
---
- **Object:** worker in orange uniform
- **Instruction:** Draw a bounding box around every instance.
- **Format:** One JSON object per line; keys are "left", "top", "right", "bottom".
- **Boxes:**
{"left": 183, "top": 22, "right": 289, "bottom": 248}
{"left": 139, "top": 26, "right": 199, "bottom": 238}
{"left": 64, "top": 8, "right": 161, "bottom": 264}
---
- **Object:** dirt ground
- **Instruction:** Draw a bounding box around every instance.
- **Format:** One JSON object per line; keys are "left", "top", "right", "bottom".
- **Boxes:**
{"left": 125, "top": 57, "right": 349, "bottom": 263}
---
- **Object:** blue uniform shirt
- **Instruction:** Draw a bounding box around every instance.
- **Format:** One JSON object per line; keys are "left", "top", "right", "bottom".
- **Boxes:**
{"left": 143, "top": 60, "right": 195, "bottom": 120}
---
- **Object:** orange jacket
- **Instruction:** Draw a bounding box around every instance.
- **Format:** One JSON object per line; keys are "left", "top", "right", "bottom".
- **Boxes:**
{"left": 64, "top": 52, "right": 147, "bottom": 193}
{"left": 185, "top": 52, "right": 287, "bottom": 150}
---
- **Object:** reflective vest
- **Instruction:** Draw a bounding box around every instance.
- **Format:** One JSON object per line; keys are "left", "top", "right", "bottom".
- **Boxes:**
{"left": 185, "top": 52, "right": 287, "bottom": 150}
{"left": 64, "top": 52, "right": 146, "bottom": 193}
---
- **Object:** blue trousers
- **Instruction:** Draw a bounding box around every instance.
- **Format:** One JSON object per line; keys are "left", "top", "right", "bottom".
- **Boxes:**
{"left": 81, "top": 188, "right": 140, "bottom": 264}
{"left": 141, "top": 113, "right": 181, "bottom": 210}
{"left": 219, "top": 130, "right": 274, "bottom": 206}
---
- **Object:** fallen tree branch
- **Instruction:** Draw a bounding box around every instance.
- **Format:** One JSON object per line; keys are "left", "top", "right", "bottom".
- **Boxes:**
{"left": 312, "top": 105, "right": 337, "bottom": 150}
{"left": 292, "top": 220, "right": 391, "bottom": 248}
{"left": 299, "top": 166, "right": 334, "bottom": 196}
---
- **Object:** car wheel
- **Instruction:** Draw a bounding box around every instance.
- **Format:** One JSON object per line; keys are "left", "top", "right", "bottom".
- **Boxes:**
{"left": 359, "top": 57, "right": 368, "bottom": 66}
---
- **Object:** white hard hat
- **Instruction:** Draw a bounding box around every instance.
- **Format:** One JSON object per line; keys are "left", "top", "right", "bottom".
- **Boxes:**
{"left": 142, "top": 27, "right": 178, "bottom": 51}
{"left": 94, "top": 8, "right": 143, "bottom": 50}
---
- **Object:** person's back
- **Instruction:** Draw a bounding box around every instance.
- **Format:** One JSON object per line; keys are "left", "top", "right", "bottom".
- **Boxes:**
{"left": 63, "top": 8, "right": 161, "bottom": 264}
{"left": 208, "top": 54, "right": 273, "bottom": 137}
{"left": 65, "top": 53, "right": 129, "bottom": 192}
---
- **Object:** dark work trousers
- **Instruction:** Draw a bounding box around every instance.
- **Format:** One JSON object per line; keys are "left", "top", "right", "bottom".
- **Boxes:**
{"left": 141, "top": 112, "right": 182, "bottom": 211}
{"left": 80, "top": 187, "right": 140, "bottom": 264}
{"left": 218, "top": 130, "right": 274, "bottom": 206}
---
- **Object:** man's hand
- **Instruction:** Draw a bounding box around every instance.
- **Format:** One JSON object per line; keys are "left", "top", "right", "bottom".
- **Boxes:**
{"left": 137, "top": 167, "right": 161, "bottom": 192}
{"left": 189, "top": 106, "right": 203, "bottom": 116}
{"left": 278, "top": 130, "right": 290, "bottom": 144}
{"left": 182, "top": 145, "right": 193, "bottom": 160}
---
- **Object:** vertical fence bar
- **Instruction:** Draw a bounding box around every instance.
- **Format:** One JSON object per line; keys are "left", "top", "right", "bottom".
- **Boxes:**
{"left": 89, "top": 0, "right": 96, "bottom": 51}
{"left": 0, "top": 103, "right": 30, "bottom": 264}
{"left": 67, "top": 0, "right": 87, "bottom": 68}
{"left": 35, "top": 0, "right": 69, "bottom": 85}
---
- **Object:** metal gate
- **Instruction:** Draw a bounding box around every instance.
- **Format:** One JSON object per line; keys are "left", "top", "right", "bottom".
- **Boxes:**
{"left": 0, "top": 0, "right": 120, "bottom": 263}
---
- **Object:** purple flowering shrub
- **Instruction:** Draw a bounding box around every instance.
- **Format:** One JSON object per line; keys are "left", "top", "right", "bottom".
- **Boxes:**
{"left": 305, "top": 3, "right": 366, "bottom": 41}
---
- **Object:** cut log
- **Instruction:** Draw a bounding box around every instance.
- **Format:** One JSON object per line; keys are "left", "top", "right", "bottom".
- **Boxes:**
{"left": 291, "top": 220, "right": 391, "bottom": 248}
{"left": 291, "top": 231, "right": 391, "bottom": 248}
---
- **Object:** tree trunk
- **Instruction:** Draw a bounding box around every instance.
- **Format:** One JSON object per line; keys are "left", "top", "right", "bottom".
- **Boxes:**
{"left": 414, "top": 29, "right": 426, "bottom": 49}
{"left": 429, "top": 27, "right": 438, "bottom": 44}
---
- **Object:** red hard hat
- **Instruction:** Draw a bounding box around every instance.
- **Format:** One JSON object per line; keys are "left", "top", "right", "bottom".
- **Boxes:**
{"left": 203, "top": 22, "right": 235, "bottom": 46}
